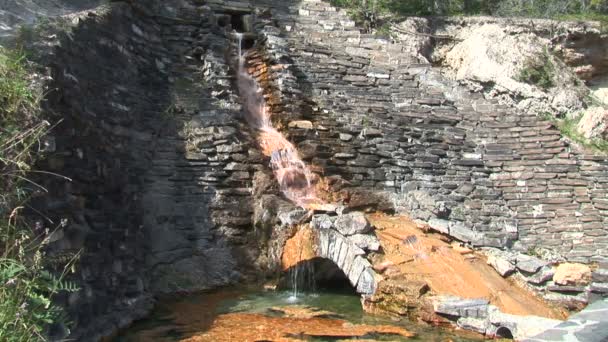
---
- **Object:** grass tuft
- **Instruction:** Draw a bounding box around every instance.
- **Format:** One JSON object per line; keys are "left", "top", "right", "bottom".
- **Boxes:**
{"left": 542, "top": 112, "right": 608, "bottom": 153}
{"left": 0, "top": 47, "right": 78, "bottom": 342}
{"left": 517, "top": 48, "right": 556, "bottom": 90}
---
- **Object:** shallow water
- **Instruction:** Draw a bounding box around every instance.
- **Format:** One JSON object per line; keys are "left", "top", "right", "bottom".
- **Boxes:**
{"left": 114, "top": 288, "right": 485, "bottom": 341}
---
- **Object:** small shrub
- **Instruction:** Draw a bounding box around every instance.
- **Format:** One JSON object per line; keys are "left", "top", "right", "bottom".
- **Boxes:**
{"left": 517, "top": 49, "right": 555, "bottom": 90}
{"left": 543, "top": 112, "right": 608, "bottom": 153}
{"left": 0, "top": 47, "right": 78, "bottom": 341}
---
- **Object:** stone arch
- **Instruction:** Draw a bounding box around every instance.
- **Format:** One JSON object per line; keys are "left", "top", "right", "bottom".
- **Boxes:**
{"left": 282, "top": 226, "right": 378, "bottom": 295}
{"left": 495, "top": 326, "right": 514, "bottom": 339}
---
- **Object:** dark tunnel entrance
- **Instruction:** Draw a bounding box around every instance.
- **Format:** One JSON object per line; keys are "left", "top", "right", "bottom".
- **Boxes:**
{"left": 281, "top": 257, "right": 357, "bottom": 295}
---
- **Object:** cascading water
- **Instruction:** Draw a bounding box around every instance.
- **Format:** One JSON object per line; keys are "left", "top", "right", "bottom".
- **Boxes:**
{"left": 235, "top": 33, "right": 323, "bottom": 300}
{"left": 235, "top": 33, "right": 323, "bottom": 210}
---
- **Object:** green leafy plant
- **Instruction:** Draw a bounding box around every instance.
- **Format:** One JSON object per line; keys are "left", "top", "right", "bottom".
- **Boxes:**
{"left": 517, "top": 49, "right": 555, "bottom": 90}
{"left": 0, "top": 47, "right": 78, "bottom": 341}
{"left": 542, "top": 112, "right": 608, "bottom": 153}
{"left": 329, "top": 0, "right": 608, "bottom": 32}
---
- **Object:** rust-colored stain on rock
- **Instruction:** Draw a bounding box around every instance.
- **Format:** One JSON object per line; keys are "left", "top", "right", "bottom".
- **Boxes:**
{"left": 281, "top": 225, "right": 317, "bottom": 271}
{"left": 181, "top": 312, "right": 414, "bottom": 342}
{"left": 366, "top": 213, "right": 567, "bottom": 320}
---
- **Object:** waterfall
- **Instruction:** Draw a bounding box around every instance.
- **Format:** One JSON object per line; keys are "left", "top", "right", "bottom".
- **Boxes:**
{"left": 234, "top": 33, "right": 323, "bottom": 210}
{"left": 235, "top": 33, "right": 323, "bottom": 299}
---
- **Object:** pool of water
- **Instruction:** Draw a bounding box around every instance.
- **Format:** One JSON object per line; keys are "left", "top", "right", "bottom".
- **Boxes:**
{"left": 114, "top": 288, "right": 485, "bottom": 341}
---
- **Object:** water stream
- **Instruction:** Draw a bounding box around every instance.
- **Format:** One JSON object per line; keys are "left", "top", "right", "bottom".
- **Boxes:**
{"left": 235, "top": 33, "right": 328, "bottom": 300}
{"left": 235, "top": 33, "right": 324, "bottom": 210}
{"left": 114, "top": 288, "right": 484, "bottom": 341}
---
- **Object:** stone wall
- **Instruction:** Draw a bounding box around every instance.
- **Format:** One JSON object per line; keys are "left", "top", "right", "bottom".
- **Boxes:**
{"left": 30, "top": 0, "right": 275, "bottom": 339}
{"left": 255, "top": 0, "right": 608, "bottom": 266}
{"left": 17, "top": 0, "right": 608, "bottom": 339}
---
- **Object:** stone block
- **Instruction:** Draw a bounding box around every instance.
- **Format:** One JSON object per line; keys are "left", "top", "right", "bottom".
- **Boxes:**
{"left": 334, "top": 212, "right": 371, "bottom": 236}
{"left": 487, "top": 255, "right": 516, "bottom": 277}
{"left": 526, "top": 266, "right": 555, "bottom": 285}
{"left": 356, "top": 267, "right": 377, "bottom": 295}
{"left": 311, "top": 214, "right": 335, "bottom": 230}
{"left": 278, "top": 207, "right": 309, "bottom": 226}
{"left": 516, "top": 254, "right": 547, "bottom": 274}
{"left": 433, "top": 296, "right": 489, "bottom": 318}
{"left": 553, "top": 263, "right": 591, "bottom": 286}
{"left": 347, "top": 256, "right": 371, "bottom": 288}
{"left": 547, "top": 285, "right": 587, "bottom": 293}
{"left": 457, "top": 317, "right": 489, "bottom": 334}
{"left": 428, "top": 218, "right": 450, "bottom": 235}
{"left": 348, "top": 233, "right": 380, "bottom": 252}
{"left": 449, "top": 222, "right": 483, "bottom": 244}
{"left": 590, "top": 283, "right": 608, "bottom": 294}
{"left": 592, "top": 268, "right": 608, "bottom": 283}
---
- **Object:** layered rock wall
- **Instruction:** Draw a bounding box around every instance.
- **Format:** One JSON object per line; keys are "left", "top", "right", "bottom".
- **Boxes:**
{"left": 260, "top": 0, "right": 608, "bottom": 265}
{"left": 14, "top": 0, "right": 608, "bottom": 339}
{"left": 31, "top": 0, "right": 272, "bottom": 338}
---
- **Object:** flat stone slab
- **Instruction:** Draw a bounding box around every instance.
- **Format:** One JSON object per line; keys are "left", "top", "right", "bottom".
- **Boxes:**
{"left": 524, "top": 299, "right": 608, "bottom": 342}
{"left": 433, "top": 296, "right": 490, "bottom": 318}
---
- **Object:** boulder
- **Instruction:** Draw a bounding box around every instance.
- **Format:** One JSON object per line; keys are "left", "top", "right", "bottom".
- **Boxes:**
{"left": 334, "top": 212, "right": 372, "bottom": 236}
{"left": 553, "top": 263, "right": 591, "bottom": 286}
{"left": 439, "top": 23, "right": 587, "bottom": 118}
{"left": 576, "top": 106, "right": 608, "bottom": 140}
{"left": 341, "top": 188, "right": 394, "bottom": 213}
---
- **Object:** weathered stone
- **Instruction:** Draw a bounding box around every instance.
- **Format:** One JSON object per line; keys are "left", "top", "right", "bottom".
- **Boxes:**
{"left": 334, "top": 212, "right": 371, "bottom": 236}
{"left": 576, "top": 106, "right": 608, "bottom": 140}
{"left": 547, "top": 284, "right": 587, "bottom": 293}
{"left": 526, "top": 266, "right": 555, "bottom": 285}
{"left": 428, "top": 218, "right": 450, "bottom": 235}
{"left": 553, "top": 263, "right": 592, "bottom": 286}
{"left": 356, "top": 267, "right": 377, "bottom": 295}
{"left": 487, "top": 254, "right": 516, "bottom": 277}
{"left": 288, "top": 120, "right": 314, "bottom": 129}
{"left": 347, "top": 233, "right": 380, "bottom": 252}
{"left": 516, "top": 254, "right": 547, "bottom": 274}
{"left": 278, "top": 207, "right": 310, "bottom": 226}
{"left": 457, "top": 317, "right": 489, "bottom": 334}
{"left": 310, "top": 214, "right": 335, "bottom": 230}
{"left": 347, "top": 256, "right": 371, "bottom": 288}
{"left": 488, "top": 305, "right": 562, "bottom": 340}
{"left": 592, "top": 268, "right": 608, "bottom": 283}
{"left": 449, "top": 222, "right": 483, "bottom": 244}
{"left": 339, "top": 133, "right": 353, "bottom": 141}
{"left": 433, "top": 296, "right": 489, "bottom": 318}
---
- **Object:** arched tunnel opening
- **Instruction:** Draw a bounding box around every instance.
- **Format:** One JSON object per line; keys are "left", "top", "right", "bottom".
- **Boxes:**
{"left": 495, "top": 326, "right": 514, "bottom": 339}
{"left": 281, "top": 257, "right": 358, "bottom": 295}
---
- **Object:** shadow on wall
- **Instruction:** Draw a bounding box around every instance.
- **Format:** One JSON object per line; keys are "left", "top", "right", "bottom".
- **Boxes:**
{"left": 28, "top": 2, "right": 175, "bottom": 339}
{"left": 0, "top": 0, "right": 106, "bottom": 41}
{"left": 28, "top": 0, "right": 315, "bottom": 338}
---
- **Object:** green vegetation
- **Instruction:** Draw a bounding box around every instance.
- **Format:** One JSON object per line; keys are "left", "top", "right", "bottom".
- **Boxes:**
{"left": 0, "top": 47, "right": 78, "bottom": 341}
{"left": 542, "top": 112, "right": 608, "bottom": 153}
{"left": 517, "top": 48, "right": 555, "bottom": 90}
{"left": 556, "top": 115, "right": 608, "bottom": 152}
{"left": 329, "top": 0, "right": 608, "bottom": 32}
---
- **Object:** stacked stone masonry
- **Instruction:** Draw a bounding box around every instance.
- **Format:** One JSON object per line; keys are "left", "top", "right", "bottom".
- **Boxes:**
{"left": 262, "top": 0, "right": 608, "bottom": 264}
{"left": 25, "top": 0, "right": 608, "bottom": 339}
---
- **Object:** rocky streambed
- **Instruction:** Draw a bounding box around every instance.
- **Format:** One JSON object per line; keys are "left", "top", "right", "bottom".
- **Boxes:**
{"left": 114, "top": 288, "right": 484, "bottom": 341}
